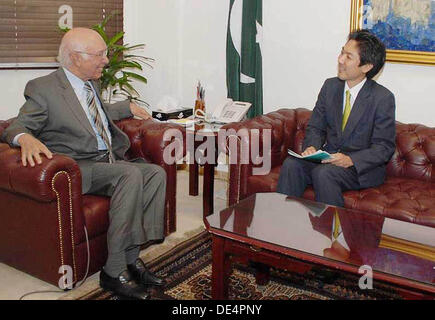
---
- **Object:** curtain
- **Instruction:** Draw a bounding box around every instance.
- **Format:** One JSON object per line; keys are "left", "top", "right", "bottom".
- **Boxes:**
{"left": 0, "top": 0, "right": 123, "bottom": 68}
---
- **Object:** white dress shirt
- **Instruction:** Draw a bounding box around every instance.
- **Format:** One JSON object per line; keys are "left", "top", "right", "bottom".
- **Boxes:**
{"left": 343, "top": 78, "right": 367, "bottom": 112}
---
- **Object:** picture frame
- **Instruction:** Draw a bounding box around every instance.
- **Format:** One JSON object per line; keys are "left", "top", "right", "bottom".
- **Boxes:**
{"left": 350, "top": 0, "right": 435, "bottom": 65}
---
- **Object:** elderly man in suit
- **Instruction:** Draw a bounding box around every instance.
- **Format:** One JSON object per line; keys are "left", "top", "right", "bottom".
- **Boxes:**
{"left": 2, "top": 28, "right": 166, "bottom": 300}
{"left": 277, "top": 30, "right": 396, "bottom": 208}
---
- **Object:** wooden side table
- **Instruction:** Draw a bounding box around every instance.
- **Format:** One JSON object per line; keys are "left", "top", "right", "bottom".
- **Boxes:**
{"left": 187, "top": 122, "right": 223, "bottom": 218}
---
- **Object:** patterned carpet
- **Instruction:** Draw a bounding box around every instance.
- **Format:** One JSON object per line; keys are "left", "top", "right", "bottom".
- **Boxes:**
{"left": 80, "top": 231, "right": 400, "bottom": 300}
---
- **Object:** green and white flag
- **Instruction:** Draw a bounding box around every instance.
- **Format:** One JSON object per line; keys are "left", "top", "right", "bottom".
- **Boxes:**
{"left": 226, "top": 0, "right": 263, "bottom": 118}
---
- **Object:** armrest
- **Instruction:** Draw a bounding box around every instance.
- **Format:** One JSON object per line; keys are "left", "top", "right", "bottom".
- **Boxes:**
{"left": 115, "top": 118, "right": 186, "bottom": 166}
{"left": 0, "top": 144, "right": 86, "bottom": 245}
{"left": 219, "top": 120, "right": 258, "bottom": 206}
{"left": 219, "top": 112, "right": 292, "bottom": 205}
{"left": 0, "top": 145, "right": 83, "bottom": 202}
{"left": 115, "top": 118, "right": 186, "bottom": 235}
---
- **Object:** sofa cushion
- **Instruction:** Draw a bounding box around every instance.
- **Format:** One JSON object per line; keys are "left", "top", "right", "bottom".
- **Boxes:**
{"left": 82, "top": 195, "right": 110, "bottom": 240}
{"left": 342, "top": 176, "right": 435, "bottom": 227}
{"left": 247, "top": 165, "right": 435, "bottom": 228}
{"left": 247, "top": 166, "right": 281, "bottom": 195}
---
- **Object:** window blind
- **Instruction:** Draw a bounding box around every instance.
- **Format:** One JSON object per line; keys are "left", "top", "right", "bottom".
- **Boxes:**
{"left": 0, "top": 0, "right": 123, "bottom": 68}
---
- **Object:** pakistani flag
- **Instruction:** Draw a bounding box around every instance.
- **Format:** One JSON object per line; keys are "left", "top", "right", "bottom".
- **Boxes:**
{"left": 226, "top": 0, "right": 263, "bottom": 118}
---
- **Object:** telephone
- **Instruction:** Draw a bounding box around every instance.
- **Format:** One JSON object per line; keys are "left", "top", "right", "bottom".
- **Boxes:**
{"left": 194, "top": 99, "right": 251, "bottom": 124}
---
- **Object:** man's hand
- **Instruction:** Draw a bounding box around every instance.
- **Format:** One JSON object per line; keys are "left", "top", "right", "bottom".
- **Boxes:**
{"left": 130, "top": 102, "right": 151, "bottom": 120}
{"left": 322, "top": 153, "right": 353, "bottom": 168}
{"left": 301, "top": 146, "right": 317, "bottom": 156}
{"left": 17, "top": 134, "right": 53, "bottom": 167}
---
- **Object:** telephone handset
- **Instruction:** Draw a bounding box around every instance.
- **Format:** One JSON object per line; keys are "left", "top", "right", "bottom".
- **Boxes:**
{"left": 194, "top": 99, "right": 251, "bottom": 123}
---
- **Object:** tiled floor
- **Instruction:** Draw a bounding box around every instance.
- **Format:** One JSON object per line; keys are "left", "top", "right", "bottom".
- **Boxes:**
{"left": 0, "top": 170, "right": 228, "bottom": 300}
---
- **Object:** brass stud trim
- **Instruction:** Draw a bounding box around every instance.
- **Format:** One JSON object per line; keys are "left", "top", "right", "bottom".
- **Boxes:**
{"left": 51, "top": 171, "right": 78, "bottom": 284}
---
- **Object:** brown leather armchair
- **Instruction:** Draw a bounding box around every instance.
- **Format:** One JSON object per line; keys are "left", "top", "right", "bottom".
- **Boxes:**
{"left": 0, "top": 117, "right": 185, "bottom": 287}
{"left": 220, "top": 108, "right": 435, "bottom": 228}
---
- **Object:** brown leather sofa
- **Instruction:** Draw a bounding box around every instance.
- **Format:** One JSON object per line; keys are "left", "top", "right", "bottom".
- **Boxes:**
{"left": 220, "top": 108, "right": 435, "bottom": 228}
{"left": 0, "top": 117, "right": 185, "bottom": 286}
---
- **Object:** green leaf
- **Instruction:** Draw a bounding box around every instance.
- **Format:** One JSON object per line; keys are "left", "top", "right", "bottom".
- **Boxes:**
{"left": 123, "top": 44, "right": 145, "bottom": 51}
{"left": 113, "top": 61, "right": 143, "bottom": 70}
{"left": 122, "top": 82, "right": 139, "bottom": 96}
{"left": 112, "top": 44, "right": 129, "bottom": 49}
{"left": 123, "top": 72, "right": 148, "bottom": 84}
{"left": 108, "top": 31, "right": 125, "bottom": 46}
{"left": 131, "top": 97, "right": 150, "bottom": 107}
{"left": 58, "top": 26, "right": 70, "bottom": 34}
{"left": 124, "top": 55, "right": 154, "bottom": 61}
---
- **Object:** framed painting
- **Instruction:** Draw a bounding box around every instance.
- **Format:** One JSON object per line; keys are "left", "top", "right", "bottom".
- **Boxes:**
{"left": 350, "top": 0, "right": 435, "bottom": 65}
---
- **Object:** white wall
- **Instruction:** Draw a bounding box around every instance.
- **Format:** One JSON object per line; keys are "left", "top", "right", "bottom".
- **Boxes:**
{"left": 123, "top": 0, "right": 181, "bottom": 109}
{"left": 0, "top": 69, "right": 52, "bottom": 119}
{"left": 1, "top": 0, "right": 434, "bottom": 126}
{"left": 177, "top": 0, "right": 229, "bottom": 111}
{"left": 263, "top": 0, "right": 350, "bottom": 114}
{"left": 124, "top": 0, "right": 229, "bottom": 112}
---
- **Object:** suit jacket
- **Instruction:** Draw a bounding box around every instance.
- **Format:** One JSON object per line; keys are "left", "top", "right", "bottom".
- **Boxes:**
{"left": 303, "top": 77, "right": 396, "bottom": 189}
{"left": 2, "top": 68, "right": 133, "bottom": 193}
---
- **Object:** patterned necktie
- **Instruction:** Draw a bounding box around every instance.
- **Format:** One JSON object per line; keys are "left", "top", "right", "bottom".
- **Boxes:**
{"left": 342, "top": 90, "right": 351, "bottom": 131}
{"left": 84, "top": 81, "right": 115, "bottom": 163}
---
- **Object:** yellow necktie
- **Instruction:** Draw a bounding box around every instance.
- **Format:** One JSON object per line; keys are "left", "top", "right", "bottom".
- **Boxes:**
{"left": 333, "top": 209, "right": 341, "bottom": 239}
{"left": 342, "top": 90, "right": 351, "bottom": 131}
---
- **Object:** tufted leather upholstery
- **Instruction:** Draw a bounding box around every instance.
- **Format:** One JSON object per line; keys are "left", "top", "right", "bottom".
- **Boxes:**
{"left": 0, "top": 117, "right": 185, "bottom": 286}
{"left": 221, "top": 108, "right": 435, "bottom": 228}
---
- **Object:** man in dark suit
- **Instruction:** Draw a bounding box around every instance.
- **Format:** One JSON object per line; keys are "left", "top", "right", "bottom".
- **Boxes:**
{"left": 277, "top": 30, "right": 396, "bottom": 208}
{"left": 2, "top": 28, "right": 166, "bottom": 299}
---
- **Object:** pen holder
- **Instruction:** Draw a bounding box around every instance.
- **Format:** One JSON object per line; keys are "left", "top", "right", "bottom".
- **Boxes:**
{"left": 194, "top": 99, "right": 205, "bottom": 112}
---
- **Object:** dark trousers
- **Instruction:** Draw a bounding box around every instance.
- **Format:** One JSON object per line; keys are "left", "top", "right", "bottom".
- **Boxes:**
{"left": 277, "top": 157, "right": 360, "bottom": 207}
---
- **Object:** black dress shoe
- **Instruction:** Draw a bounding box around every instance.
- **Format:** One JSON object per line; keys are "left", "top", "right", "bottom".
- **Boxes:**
{"left": 128, "top": 258, "right": 166, "bottom": 287}
{"left": 100, "top": 269, "right": 150, "bottom": 300}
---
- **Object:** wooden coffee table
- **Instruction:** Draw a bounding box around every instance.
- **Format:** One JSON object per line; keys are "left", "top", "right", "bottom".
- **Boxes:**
{"left": 205, "top": 193, "right": 435, "bottom": 299}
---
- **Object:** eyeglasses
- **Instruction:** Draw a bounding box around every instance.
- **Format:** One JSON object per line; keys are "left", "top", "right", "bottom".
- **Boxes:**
{"left": 74, "top": 49, "right": 108, "bottom": 58}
